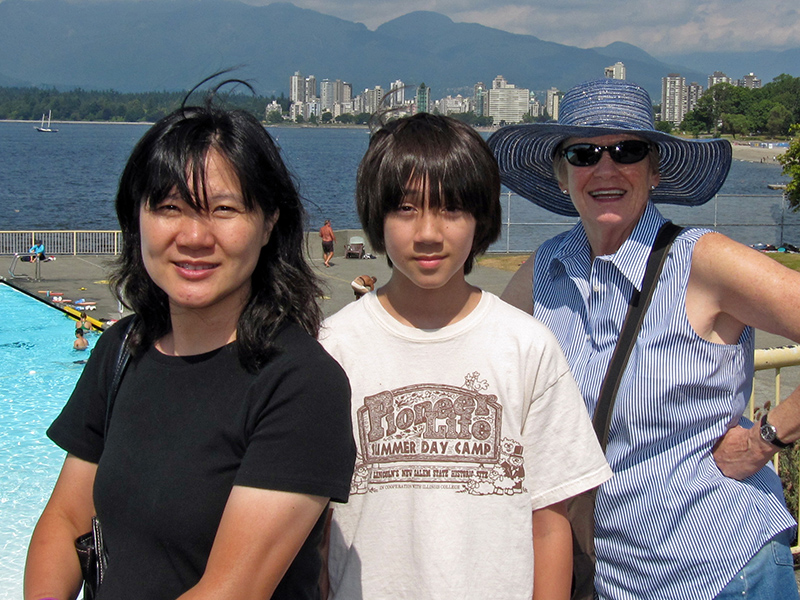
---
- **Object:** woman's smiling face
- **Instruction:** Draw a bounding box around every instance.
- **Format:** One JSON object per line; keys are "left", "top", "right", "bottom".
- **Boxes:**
{"left": 139, "top": 149, "right": 275, "bottom": 319}
{"left": 558, "top": 133, "right": 660, "bottom": 253}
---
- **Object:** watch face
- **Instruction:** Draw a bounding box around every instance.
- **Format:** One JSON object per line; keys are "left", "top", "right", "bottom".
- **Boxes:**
{"left": 761, "top": 422, "right": 777, "bottom": 443}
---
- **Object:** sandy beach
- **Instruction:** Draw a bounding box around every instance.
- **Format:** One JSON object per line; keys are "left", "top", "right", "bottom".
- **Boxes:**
{"left": 731, "top": 142, "right": 788, "bottom": 163}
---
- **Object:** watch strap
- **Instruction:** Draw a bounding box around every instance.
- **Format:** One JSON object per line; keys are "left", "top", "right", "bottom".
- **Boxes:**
{"left": 760, "top": 414, "right": 792, "bottom": 449}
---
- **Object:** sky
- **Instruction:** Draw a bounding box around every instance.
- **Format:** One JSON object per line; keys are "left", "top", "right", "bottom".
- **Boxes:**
{"left": 266, "top": 0, "right": 800, "bottom": 56}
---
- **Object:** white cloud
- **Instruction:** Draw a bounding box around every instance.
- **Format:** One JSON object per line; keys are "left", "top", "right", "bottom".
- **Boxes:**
{"left": 280, "top": 0, "right": 800, "bottom": 54}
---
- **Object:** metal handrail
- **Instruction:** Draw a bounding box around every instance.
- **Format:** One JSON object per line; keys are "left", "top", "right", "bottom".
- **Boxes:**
{"left": 752, "top": 345, "right": 800, "bottom": 554}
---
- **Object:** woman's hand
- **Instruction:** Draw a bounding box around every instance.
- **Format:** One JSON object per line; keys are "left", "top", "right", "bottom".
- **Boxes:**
{"left": 713, "top": 423, "right": 777, "bottom": 480}
{"left": 24, "top": 454, "right": 97, "bottom": 600}
{"left": 178, "top": 486, "right": 328, "bottom": 600}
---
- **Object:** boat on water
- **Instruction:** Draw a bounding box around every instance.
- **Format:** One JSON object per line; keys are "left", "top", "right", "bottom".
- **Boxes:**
{"left": 768, "top": 183, "right": 787, "bottom": 190}
{"left": 35, "top": 110, "right": 58, "bottom": 133}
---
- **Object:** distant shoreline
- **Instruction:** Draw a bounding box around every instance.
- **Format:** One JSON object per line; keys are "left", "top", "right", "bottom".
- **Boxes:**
{"left": 3, "top": 119, "right": 789, "bottom": 164}
{"left": 730, "top": 143, "right": 787, "bottom": 163}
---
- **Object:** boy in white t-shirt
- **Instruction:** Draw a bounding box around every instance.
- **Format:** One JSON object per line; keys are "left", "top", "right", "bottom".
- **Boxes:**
{"left": 320, "top": 113, "right": 612, "bottom": 600}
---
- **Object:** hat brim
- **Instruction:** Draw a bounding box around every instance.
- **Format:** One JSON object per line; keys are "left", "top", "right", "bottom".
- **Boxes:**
{"left": 488, "top": 123, "right": 732, "bottom": 217}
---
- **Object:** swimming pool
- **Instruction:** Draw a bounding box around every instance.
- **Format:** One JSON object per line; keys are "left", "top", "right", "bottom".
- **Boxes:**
{"left": 0, "top": 282, "right": 96, "bottom": 598}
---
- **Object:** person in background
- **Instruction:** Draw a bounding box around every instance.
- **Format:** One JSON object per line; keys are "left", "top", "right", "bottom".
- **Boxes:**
{"left": 20, "top": 239, "right": 51, "bottom": 262}
{"left": 75, "top": 311, "right": 92, "bottom": 335}
{"left": 349, "top": 274, "right": 376, "bottom": 299}
{"left": 320, "top": 113, "right": 611, "bottom": 600}
{"left": 25, "top": 78, "right": 355, "bottom": 600}
{"left": 490, "top": 78, "right": 800, "bottom": 600}
{"left": 320, "top": 219, "right": 336, "bottom": 267}
{"left": 73, "top": 329, "right": 89, "bottom": 351}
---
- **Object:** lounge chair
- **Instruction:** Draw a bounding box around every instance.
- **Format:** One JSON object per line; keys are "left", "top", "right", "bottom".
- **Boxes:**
{"left": 345, "top": 236, "right": 365, "bottom": 259}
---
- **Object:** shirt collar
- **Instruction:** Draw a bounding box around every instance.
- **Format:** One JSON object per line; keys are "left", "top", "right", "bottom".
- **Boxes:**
{"left": 549, "top": 202, "right": 667, "bottom": 291}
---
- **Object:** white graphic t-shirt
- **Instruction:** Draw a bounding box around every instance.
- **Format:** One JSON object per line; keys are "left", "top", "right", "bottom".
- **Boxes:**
{"left": 320, "top": 291, "right": 612, "bottom": 600}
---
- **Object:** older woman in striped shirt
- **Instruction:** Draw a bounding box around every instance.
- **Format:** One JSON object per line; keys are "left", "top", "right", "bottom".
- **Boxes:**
{"left": 490, "top": 78, "right": 800, "bottom": 600}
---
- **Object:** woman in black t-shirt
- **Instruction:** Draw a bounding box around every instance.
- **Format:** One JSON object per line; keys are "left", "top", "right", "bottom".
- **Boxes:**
{"left": 24, "top": 78, "right": 355, "bottom": 600}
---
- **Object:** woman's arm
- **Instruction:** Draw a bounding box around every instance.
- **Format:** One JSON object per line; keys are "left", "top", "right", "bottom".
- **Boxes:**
{"left": 500, "top": 252, "right": 535, "bottom": 315}
{"left": 24, "top": 455, "right": 97, "bottom": 600}
{"left": 178, "top": 486, "right": 328, "bottom": 600}
{"left": 688, "top": 233, "right": 800, "bottom": 478}
{"left": 532, "top": 500, "right": 572, "bottom": 600}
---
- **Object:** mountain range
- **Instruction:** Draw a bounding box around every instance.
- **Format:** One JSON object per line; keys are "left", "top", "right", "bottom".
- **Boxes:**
{"left": 0, "top": 0, "right": 797, "bottom": 100}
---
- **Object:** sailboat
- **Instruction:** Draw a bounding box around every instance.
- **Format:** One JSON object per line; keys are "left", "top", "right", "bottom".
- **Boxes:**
{"left": 35, "top": 110, "right": 58, "bottom": 133}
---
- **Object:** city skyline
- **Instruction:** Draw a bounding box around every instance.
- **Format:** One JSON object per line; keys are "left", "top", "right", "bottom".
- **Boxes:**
{"left": 287, "top": 66, "right": 766, "bottom": 126}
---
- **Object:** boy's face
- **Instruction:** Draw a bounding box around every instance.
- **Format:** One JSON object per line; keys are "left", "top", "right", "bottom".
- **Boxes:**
{"left": 383, "top": 177, "right": 476, "bottom": 292}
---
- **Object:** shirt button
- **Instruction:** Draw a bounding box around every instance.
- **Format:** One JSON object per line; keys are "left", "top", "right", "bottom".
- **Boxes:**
{"left": 592, "top": 284, "right": 601, "bottom": 293}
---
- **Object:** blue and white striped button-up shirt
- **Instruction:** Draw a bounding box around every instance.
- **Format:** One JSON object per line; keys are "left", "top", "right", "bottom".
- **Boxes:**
{"left": 533, "top": 202, "right": 795, "bottom": 600}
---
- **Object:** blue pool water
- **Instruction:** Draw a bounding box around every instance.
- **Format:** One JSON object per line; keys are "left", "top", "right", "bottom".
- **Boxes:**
{"left": 0, "top": 282, "right": 97, "bottom": 598}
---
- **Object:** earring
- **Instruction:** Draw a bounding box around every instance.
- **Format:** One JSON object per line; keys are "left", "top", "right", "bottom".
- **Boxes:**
{"left": 562, "top": 189, "right": 569, "bottom": 195}
{"left": 650, "top": 185, "right": 656, "bottom": 190}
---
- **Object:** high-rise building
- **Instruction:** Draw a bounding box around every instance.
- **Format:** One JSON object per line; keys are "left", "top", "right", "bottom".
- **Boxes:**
{"left": 662, "top": 74, "right": 687, "bottom": 126}
{"left": 492, "top": 75, "right": 510, "bottom": 89}
{"left": 320, "top": 79, "right": 335, "bottom": 112}
{"left": 416, "top": 84, "right": 431, "bottom": 113}
{"left": 305, "top": 75, "right": 317, "bottom": 102}
{"left": 437, "top": 95, "right": 468, "bottom": 115}
{"left": 356, "top": 86, "right": 384, "bottom": 114}
{"left": 686, "top": 82, "right": 704, "bottom": 114}
{"left": 708, "top": 71, "right": 732, "bottom": 89}
{"left": 290, "top": 71, "right": 305, "bottom": 103}
{"left": 487, "top": 76, "right": 530, "bottom": 124}
{"left": 529, "top": 93, "right": 543, "bottom": 118}
{"left": 739, "top": 73, "right": 762, "bottom": 89}
{"left": 604, "top": 62, "right": 626, "bottom": 80}
{"left": 389, "top": 80, "right": 406, "bottom": 107}
{"left": 545, "top": 88, "right": 561, "bottom": 120}
{"left": 473, "top": 82, "right": 487, "bottom": 117}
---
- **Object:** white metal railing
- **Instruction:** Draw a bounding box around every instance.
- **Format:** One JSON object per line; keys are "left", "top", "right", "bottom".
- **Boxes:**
{"left": 1, "top": 190, "right": 793, "bottom": 257}
{"left": 493, "top": 190, "right": 794, "bottom": 254}
{"left": 0, "top": 231, "right": 121, "bottom": 256}
{"left": 751, "top": 345, "right": 800, "bottom": 554}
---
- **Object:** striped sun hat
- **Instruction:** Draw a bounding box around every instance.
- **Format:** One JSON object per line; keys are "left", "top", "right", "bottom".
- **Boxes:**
{"left": 488, "top": 78, "right": 732, "bottom": 217}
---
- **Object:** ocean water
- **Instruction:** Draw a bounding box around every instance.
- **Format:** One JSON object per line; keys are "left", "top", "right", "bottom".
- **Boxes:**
{"left": 0, "top": 121, "right": 794, "bottom": 251}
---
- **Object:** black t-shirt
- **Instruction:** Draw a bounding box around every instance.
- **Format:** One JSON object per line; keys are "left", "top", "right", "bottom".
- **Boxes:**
{"left": 48, "top": 317, "right": 355, "bottom": 600}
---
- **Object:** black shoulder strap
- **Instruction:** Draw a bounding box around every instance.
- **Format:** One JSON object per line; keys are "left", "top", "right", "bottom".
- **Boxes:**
{"left": 593, "top": 222, "right": 683, "bottom": 450}
{"left": 103, "top": 316, "right": 137, "bottom": 438}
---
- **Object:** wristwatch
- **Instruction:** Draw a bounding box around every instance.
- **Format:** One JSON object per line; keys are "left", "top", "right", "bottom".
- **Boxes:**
{"left": 759, "top": 414, "right": 793, "bottom": 449}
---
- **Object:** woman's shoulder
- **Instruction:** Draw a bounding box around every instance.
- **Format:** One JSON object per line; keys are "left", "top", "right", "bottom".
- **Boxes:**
{"left": 272, "top": 322, "right": 347, "bottom": 369}
{"left": 90, "top": 314, "right": 136, "bottom": 356}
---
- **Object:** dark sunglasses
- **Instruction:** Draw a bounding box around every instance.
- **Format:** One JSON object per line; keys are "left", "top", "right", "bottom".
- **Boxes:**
{"left": 561, "top": 140, "right": 652, "bottom": 167}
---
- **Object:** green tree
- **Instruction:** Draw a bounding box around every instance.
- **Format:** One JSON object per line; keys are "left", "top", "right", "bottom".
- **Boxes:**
{"left": 321, "top": 111, "right": 333, "bottom": 123}
{"left": 335, "top": 113, "right": 354, "bottom": 124}
{"left": 766, "top": 104, "right": 793, "bottom": 137}
{"left": 680, "top": 112, "right": 707, "bottom": 137}
{"left": 778, "top": 124, "right": 800, "bottom": 210}
{"left": 266, "top": 109, "right": 283, "bottom": 124}
{"left": 720, "top": 113, "right": 751, "bottom": 138}
{"left": 655, "top": 121, "right": 673, "bottom": 134}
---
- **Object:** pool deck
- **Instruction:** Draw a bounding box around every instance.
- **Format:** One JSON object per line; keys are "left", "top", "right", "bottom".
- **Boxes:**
{"left": 1, "top": 252, "right": 513, "bottom": 323}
